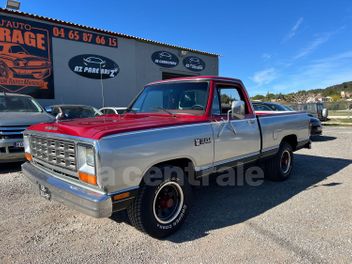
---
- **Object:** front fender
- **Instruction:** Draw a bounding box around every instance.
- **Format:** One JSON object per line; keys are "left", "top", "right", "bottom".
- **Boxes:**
{"left": 96, "top": 123, "right": 214, "bottom": 193}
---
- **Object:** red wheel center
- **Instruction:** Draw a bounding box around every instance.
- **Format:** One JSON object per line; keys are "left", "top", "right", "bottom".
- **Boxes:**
{"left": 160, "top": 197, "right": 174, "bottom": 209}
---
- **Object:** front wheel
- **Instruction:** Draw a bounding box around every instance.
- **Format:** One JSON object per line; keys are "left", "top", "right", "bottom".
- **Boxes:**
{"left": 0, "top": 61, "right": 13, "bottom": 78}
{"left": 127, "top": 165, "right": 192, "bottom": 238}
{"left": 265, "top": 142, "right": 294, "bottom": 181}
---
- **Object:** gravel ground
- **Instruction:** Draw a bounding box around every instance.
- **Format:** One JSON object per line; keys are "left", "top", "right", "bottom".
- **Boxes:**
{"left": 1, "top": 127, "right": 352, "bottom": 263}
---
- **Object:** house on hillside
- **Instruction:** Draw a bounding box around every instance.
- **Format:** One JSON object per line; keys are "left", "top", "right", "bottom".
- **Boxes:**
{"left": 306, "top": 94, "right": 333, "bottom": 103}
{"left": 341, "top": 91, "right": 351, "bottom": 99}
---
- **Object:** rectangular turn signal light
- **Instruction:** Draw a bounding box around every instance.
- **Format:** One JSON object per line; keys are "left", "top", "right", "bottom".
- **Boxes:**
{"left": 113, "top": 192, "right": 130, "bottom": 201}
{"left": 78, "top": 171, "right": 97, "bottom": 185}
{"left": 25, "top": 153, "right": 32, "bottom": 161}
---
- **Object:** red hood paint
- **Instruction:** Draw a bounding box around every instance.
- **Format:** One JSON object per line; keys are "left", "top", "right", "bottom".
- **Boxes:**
{"left": 27, "top": 113, "right": 209, "bottom": 140}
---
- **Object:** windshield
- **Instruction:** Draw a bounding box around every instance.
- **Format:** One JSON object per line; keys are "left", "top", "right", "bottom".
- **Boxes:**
{"left": 282, "top": 105, "right": 294, "bottom": 111}
{"left": 10, "top": 45, "right": 28, "bottom": 54}
{"left": 128, "top": 82, "right": 209, "bottom": 115}
{"left": 61, "top": 106, "right": 102, "bottom": 119}
{"left": 0, "top": 95, "right": 42, "bottom": 112}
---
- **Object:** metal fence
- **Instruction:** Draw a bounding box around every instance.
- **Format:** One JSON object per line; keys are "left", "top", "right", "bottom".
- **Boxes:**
{"left": 324, "top": 102, "right": 352, "bottom": 111}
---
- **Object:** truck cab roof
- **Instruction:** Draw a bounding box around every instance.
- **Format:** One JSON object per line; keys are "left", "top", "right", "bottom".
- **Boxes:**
{"left": 147, "top": 75, "right": 243, "bottom": 86}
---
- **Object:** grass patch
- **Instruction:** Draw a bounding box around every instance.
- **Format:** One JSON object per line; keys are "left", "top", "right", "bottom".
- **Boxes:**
{"left": 329, "top": 110, "right": 352, "bottom": 117}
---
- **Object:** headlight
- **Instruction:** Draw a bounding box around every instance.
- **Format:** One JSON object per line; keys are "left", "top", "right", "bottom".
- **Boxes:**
{"left": 77, "top": 145, "right": 97, "bottom": 185}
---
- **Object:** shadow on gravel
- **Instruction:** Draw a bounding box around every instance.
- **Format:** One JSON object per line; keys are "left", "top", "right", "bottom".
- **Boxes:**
{"left": 311, "top": 135, "right": 337, "bottom": 142}
{"left": 0, "top": 162, "right": 23, "bottom": 174}
{"left": 110, "top": 154, "right": 351, "bottom": 242}
{"left": 167, "top": 154, "right": 352, "bottom": 242}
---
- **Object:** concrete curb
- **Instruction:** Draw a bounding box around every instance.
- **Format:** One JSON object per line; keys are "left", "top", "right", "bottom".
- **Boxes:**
{"left": 322, "top": 123, "right": 352, "bottom": 126}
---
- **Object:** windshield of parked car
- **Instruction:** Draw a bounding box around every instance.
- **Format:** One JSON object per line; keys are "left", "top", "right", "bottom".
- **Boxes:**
{"left": 128, "top": 82, "right": 209, "bottom": 115}
{"left": 282, "top": 105, "right": 294, "bottom": 111}
{"left": 253, "top": 103, "right": 272, "bottom": 111}
{"left": 0, "top": 95, "right": 42, "bottom": 112}
{"left": 60, "top": 106, "right": 102, "bottom": 119}
{"left": 10, "top": 45, "right": 28, "bottom": 54}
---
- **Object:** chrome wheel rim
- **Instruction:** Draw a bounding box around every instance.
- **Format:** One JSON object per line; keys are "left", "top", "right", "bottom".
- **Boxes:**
{"left": 280, "top": 150, "right": 292, "bottom": 174}
{"left": 152, "top": 181, "right": 184, "bottom": 225}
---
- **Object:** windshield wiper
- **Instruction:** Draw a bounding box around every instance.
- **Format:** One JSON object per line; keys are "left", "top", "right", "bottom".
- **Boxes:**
{"left": 154, "top": 107, "right": 176, "bottom": 117}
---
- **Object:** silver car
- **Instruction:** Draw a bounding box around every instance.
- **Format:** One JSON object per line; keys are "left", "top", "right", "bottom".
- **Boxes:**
{"left": 0, "top": 93, "right": 54, "bottom": 163}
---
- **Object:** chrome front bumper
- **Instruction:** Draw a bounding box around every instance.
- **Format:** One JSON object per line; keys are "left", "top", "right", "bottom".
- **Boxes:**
{"left": 0, "top": 139, "right": 25, "bottom": 163}
{"left": 22, "top": 162, "right": 113, "bottom": 218}
{"left": 0, "top": 152, "right": 25, "bottom": 163}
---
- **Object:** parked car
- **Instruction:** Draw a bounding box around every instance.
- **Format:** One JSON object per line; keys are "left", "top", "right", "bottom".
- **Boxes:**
{"left": 99, "top": 107, "right": 127, "bottom": 115}
{"left": 290, "top": 103, "right": 328, "bottom": 121}
{"left": 0, "top": 42, "right": 51, "bottom": 79}
{"left": 252, "top": 102, "right": 322, "bottom": 136}
{"left": 45, "top": 104, "right": 102, "bottom": 120}
{"left": 158, "top": 51, "right": 172, "bottom": 59}
{"left": 308, "top": 114, "right": 323, "bottom": 136}
{"left": 22, "top": 76, "right": 310, "bottom": 238}
{"left": 252, "top": 102, "right": 293, "bottom": 111}
{"left": 0, "top": 92, "right": 54, "bottom": 163}
{"left": 83, "top": 56, "right": 106, "bottom": 67}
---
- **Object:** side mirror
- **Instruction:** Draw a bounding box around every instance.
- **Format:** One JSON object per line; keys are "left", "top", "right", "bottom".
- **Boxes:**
{"left": 55, "top": 112, "right": 63, "bottom": 121}
{"left": 230, "top": 100, "right": 245, "bottom": 119}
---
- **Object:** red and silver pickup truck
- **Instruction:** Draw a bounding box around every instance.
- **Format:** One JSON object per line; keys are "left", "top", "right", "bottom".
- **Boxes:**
{"left": 22, "top": 76, "right": 310, "bottom": 238}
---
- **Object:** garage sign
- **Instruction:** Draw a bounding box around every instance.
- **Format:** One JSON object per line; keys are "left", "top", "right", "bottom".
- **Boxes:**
{"left": 0, "top": 12, "right": 119, "bottom": 99}
{"left": 68, "top": 54, "right": 119, "bottom": 79}
{"left": 151, "top": 51, "right": 179, "bottom": 68}
{"left": 183, "top": 56, "right": 206, "bottom": 72}
{"left": 0, "top": 14, "right": 54, "bottom": 99}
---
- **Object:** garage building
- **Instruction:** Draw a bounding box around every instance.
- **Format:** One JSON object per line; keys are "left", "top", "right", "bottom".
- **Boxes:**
{"left": 0, "top": 8, "right": 219, "bottom": 108}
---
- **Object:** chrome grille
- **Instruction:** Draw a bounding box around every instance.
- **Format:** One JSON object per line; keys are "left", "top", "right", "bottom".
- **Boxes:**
{"left": 30, "top": 136, "right": 76, "bottom": 171}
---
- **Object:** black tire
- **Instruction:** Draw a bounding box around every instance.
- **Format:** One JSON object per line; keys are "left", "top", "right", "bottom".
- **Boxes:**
{"left": 127, "top": 165, "right": 192, "bottom": 238}
{"left": 265, "top": 142, "right": 294, "bottom": 181}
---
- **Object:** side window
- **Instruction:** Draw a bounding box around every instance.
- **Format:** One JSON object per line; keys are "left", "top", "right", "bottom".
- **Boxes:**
{"left": 218, "top": 86, "right": 242, "bottom": 115}
{"left": 212, "top": 89, "right": 221, "bottom": 115}
{"left": 253, "top": 104, "right": 269, "bottom": 111}
{"left": 103, "top": 109, "right": 115, "bottom": 114}
{"left": 116, "top": 109, "right": 125, "bottom": 114}
{"left": 51, "top": 107, "right": 60, "bottom": 116}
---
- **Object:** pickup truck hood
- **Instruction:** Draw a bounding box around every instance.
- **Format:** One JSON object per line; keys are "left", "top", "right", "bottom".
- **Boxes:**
{"left": 0, "top": 112, "right": 55, "bottom": 127}
{"left": 27, "top": 113, "right": 208, "bottom": 140}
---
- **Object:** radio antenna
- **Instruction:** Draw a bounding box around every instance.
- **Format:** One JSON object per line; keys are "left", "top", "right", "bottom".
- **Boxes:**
{"left": 99, "top": 62, "right": 105, "bottom": 107}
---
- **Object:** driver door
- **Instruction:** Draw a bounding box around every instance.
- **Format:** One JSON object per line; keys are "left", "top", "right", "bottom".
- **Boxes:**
{"left": 211, "top": 83, "right": 261, "bottom": 165}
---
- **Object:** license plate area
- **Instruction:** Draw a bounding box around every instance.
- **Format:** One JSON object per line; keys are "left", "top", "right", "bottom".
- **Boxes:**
{"left": 39, "top": 184, "right": 51, "bottom": 200}
{"left": 15, "top": 142, "right": 24, "bottom": 148}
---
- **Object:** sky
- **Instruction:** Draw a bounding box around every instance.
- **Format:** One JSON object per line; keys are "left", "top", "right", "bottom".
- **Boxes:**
{"left": 6, "top": 0, "right": 352, "bottom": 96}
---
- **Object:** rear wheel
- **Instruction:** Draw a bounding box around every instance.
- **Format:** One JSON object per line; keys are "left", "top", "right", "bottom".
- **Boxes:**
{"left": 127, "top": 165, "right": 192, "bottom": 238}
{"left": 265, "top": 142, "right": 293, "bottom": 181}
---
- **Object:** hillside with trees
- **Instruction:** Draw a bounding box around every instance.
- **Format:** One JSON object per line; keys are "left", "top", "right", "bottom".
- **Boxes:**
{"left": 251, "top": 81, "right": 352, "bottom": 103}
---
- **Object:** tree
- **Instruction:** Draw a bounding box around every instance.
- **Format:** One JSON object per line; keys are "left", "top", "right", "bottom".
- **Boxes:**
{"left": 251, "top": 94, "right": 265, "bottom": 101}
{"left": 288, "top": 91, "right": 310, "bottom": 104}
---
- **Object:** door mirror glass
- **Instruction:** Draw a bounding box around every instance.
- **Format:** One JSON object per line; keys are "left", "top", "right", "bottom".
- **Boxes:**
{"left": 231, "top": 100, "right": 245, "bottom": 119}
